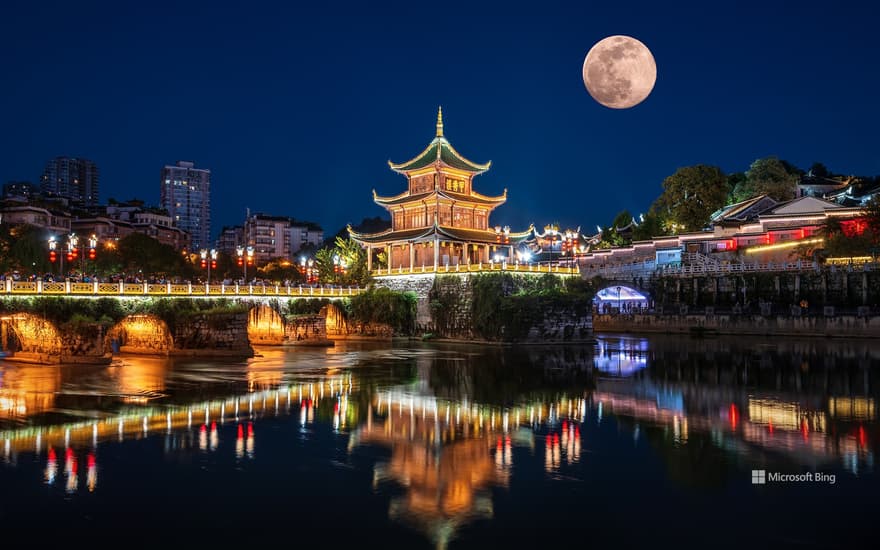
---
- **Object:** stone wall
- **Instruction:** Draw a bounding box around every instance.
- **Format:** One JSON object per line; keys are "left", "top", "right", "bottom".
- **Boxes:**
{"left": 520, "top": 306, "right": 594, "bottom": 343}
{"left": 374, "top": 273, "right": 437, "bottom": 328}
{"left": 650, "top": 269, "right": 880, "bottom": 309}
{"left": 384, "top": 272, "right": 593, "bottom": 343}
{"left": 594, "top": 312, "right": 880, "bottom": 338}
{"left": 284, "top": 314, "right": 332, "bottom": 345}
{"left": 172, "top": 312, "right": 253, "bottom": 356}
{"left": 106, "top": 315, "right": 173, "bottom": 355}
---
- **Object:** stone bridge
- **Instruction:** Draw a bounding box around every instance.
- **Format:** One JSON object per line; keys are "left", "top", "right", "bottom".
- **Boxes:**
{"left": 0, "top": 296, "right": 353, "bottom": 364}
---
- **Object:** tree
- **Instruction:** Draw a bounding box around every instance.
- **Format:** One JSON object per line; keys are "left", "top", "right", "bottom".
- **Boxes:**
{"left": 116, "top": 233, "right": 188, "bottom": 277}
{"left": 631, "top": 211, "right": 666, "bottom": 241}
{"left": 808, "top": 162, "right": 830, "bottom": 178}
{"left": 732, "top": 156, "right": 799, "bottom": 202}
{"left": 314, "top": 236, "right": 371, "bottom": 286}
{"left": 652, "top": 165, "right": 729, "bottom": 233}
{"left": 2, "top": 224, "right": 55, "bottom": 276}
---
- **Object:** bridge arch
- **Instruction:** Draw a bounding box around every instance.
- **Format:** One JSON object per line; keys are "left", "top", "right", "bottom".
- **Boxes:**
{"left": 106, "top": 314, "right": 173, "bottom": 355}
{"left": 595, "top": 284, "right": 650, "bottom": 313}
{"left": 247, "top": 304, "right": 285, "bottom": 345}
{"left": 0, "top": 313, "right": 63, "bottom": 358}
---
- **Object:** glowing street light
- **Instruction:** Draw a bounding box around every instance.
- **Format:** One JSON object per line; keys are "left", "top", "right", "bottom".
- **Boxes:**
{"left": 236, "top": 245, "right": 254, "bottom": 283}
{"left": 201, "top": 249, "right": 218, "bottom": 284}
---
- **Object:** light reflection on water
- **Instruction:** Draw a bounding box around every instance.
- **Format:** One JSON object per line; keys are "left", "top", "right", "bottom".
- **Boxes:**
{"left": 0, "top": 337, "right": 878, "bottom": 545}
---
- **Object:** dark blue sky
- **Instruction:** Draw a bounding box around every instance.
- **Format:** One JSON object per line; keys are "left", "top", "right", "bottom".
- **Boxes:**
{"left": 2, "top": 0, "right": 878, "bottom": 238}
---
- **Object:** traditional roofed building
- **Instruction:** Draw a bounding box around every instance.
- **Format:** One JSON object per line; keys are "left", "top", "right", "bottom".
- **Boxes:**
{"left": 349, "top": 108, "right": 533, "bottom": 273}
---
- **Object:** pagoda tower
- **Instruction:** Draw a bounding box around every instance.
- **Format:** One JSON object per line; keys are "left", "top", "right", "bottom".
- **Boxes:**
{"left": 349, "top": 108, "right": 532, "bottom": 273}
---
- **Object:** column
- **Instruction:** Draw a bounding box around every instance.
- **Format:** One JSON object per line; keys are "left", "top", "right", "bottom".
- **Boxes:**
{"left": 484, "top": 244, "right": 490, "bottom": 265}
{"left": 385, "top": 244, "right": 391, "bottom": 274}
{"left": 367, "top": 245, "right": 372, "bottom": 272}
{"left": 433, "top": 236, "right": 439, "bottom": 270}
{"left": 409, "top": 242, "right": 414, "bottom": 271}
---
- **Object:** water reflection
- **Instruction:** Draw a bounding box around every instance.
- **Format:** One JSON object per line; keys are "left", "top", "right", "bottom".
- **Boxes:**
{"left": 0, "top": 337, "right": 878, "bottom": 545}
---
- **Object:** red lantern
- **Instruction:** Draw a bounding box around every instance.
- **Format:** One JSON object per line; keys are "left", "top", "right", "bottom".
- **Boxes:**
{"left": 67, "top": 252, "right": 74, "bottom": 262}
{"left": 237, "top": 257, "right": 243, "bottom": 267}
{"left": 211, "top": 260, "right": 217, "bottom": 269}
{"left": 200, "top": 259, "right": 207, "bottom": 269}
{"left": 49, "top": 251, "right": 57, "bottom": 263}
{"left": 88, "top": 248, "right": 96, "bottom": 260}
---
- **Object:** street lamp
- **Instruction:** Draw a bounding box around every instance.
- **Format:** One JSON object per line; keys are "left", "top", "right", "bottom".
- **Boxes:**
{"left": 48, "top": 237, "right": 59, "bottom": 276}
{"left": 201, "top": 249, "right": 218, "bottom": 284}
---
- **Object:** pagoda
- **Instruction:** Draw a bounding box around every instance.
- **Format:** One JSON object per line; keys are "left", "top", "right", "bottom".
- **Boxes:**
{"left": 349, "top": 108, "right": 532, "bottom": 273}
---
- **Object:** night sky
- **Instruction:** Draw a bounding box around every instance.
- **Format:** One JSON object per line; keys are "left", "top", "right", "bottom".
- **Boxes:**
{"left": 2, "top": 1, "right": 878, "bottom": 239}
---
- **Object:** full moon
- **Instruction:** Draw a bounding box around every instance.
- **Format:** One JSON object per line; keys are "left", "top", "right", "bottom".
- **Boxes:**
{"left": 582, "top": 35, "right": 657, "bottom": 109}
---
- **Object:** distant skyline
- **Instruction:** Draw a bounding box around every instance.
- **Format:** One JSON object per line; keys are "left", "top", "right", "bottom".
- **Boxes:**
{"left": 2, "top": 1, "right": 879, "bottom": 238}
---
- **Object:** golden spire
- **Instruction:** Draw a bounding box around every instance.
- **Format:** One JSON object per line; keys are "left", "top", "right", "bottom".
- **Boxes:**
{"left": 436, "top": 106, "right": 444, "bottom": 137}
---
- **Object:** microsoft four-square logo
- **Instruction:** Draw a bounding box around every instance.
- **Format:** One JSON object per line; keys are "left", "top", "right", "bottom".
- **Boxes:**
{"left": 751, "top": 470, "right": 766, "bottom": 484}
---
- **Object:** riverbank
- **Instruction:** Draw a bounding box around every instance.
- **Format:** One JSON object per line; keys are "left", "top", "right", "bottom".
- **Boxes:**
{"left": 594, "top": 312, "right": 880, "bottom": 338}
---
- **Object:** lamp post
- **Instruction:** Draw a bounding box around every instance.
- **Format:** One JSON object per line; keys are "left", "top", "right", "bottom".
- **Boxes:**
{"left": 48, "top": 237, "right": 59, "bottom": 276}
{"left": 201, "top": 249, "right": 217, "bottom": 284}
{"left": 332, "top": 254, "right": 340, "bottom": 283}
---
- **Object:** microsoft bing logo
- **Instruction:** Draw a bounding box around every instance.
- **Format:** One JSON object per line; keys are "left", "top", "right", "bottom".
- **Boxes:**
{"left": 751, "top": 470, "right": 766, "bottom": 484}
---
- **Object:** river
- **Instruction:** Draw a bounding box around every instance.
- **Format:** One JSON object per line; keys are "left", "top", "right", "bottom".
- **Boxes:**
{"left": 1, "top": 336, "right": 877, "bottom": 546}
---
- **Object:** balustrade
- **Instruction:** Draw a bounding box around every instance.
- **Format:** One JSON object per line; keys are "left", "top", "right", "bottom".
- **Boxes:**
{"left": 0, "top": 280, "right": 365, "bottom": 298}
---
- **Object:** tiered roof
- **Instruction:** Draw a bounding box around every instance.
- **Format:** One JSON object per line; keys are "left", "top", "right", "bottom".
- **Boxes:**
{"left": 387, "top": 107, "right": 491, "bottom": 175}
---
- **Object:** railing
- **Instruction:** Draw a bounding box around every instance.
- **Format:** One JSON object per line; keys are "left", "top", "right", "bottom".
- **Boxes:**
{"left": 583, "top": 258, "right": 880, "bottom": 278}
{"left": 372, "top": 263, "right": 580, "bottom": 276}
{"left": 0, "top": 280, "right": 364, "bottom": 298}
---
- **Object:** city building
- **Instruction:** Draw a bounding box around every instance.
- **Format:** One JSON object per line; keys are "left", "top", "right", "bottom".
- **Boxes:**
{"left": 216, "top": 225, "right": 245, "bottom": 256}
{"left": 245, "top": 213, "right": 291, "bottom": 265}
{"left": 160, "top": 160, "right": 211, "bottom": 250}
{"left": 349, "top": 108, "right": 531, "bottom": 272}
{"left": 40, "top": 157, "right": 99, "bottom": 206}
{"left": 578, "top": 195, "right": 865, "bottom": 277}
{"left": 3, "top": 181, "right": 38, "bottom": 201}
{"left": 103, "top": 201, "right": 190, "bottom": 249}
{"left": 289, "top": 221, "right": 323, "bottom": 255}
{"left": 0, "top": 204, "right": 72, "bottom": 234}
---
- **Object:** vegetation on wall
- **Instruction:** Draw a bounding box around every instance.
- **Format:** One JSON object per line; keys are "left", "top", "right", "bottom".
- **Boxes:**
{"left": 346, "top": 287, "right": 417, "bottom": 335}
{"left": 0, "top": 296, "right": 248, "bottom": 332}
{"left": 432, "top": 273, "right": 597, "bottom": 342}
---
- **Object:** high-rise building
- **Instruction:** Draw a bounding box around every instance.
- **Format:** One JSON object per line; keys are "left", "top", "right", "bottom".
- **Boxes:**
{"left": 245, "top": 213, "right": 291, "bottom": 265}
{"left": 40, "top": 157, "right": 99, "bottom": 206}
{"left": 216, "top": 225, "right": 244, "bottom": 256}
{"left": 160, "top": 161, "right": 211, "bottom": 251}
{"left": 289, "top": 222, "right": 323, "bottom": 254}
{"left": 2, "top": 181, "right": 38, "bottom": 201}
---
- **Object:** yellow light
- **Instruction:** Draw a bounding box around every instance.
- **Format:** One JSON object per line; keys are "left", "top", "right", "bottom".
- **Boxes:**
{"left": 826, "top": 256, "right": 873, "bottom": 265}
{"left": 744, "top": 238, "right": 824, "bottom": 254}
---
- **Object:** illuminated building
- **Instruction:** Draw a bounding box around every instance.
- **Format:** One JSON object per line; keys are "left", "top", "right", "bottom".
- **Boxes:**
{"left": 40, "top": 156, "right": 99, "bottom": 206}
{"left": 349, "top": 108, "right": 532, "bottom": 272}
{"left": 580, "top": 195, "right": 865, "bottom": 274}
{"left": 160, "top": 160, "right": 211, "bottom": 250}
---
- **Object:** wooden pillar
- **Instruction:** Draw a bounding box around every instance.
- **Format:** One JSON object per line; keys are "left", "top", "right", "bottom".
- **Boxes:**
{"left": 794, "top": 274, "right": 800, "bottom": 297}
{"left": 774, "top": 275, "right": 780, "bottom": 298}
{"left": 433, "top": 236, "right": 439, "bottom": 270}
{"left": 484, "top": 244, "right": 490, "bottom": 264}
{"left": 385, "top": 244, "right": 391, "bottom": 274}
{"left": 693, "top": 277, "right": 699, "bottom": 306}
{"left": 862, "top": 272, "right": 868, "bottom": 305}
{"left": 367, "top": 245, "right": 372, "bottom": 272}
{"left": 409, "top": 242, "right": 414, "bottom": 271}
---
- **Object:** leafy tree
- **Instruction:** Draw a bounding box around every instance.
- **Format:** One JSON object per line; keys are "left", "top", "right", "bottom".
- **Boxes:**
{"left": 652, "top": 165, "right": 729, "bottom": 233}
{"left": 808, "top": 162, "right": 830, "bottom": 178}
{"left": 314, "top": 236, "right": 371, "bottom": 285}
{"left": 116, "top": 233, "right": 188, "bottom": 277}
{"left": 732, "top": 156, "right": 799, "bottom": 202}
{"left": 3, "top": 224, "right": 55, "bottom": 276}
{"left": 631, "top": 211, "right": 666, "bottom": 241}
{"left": 258, "top": 258, "right": 305, "bottom": 284}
